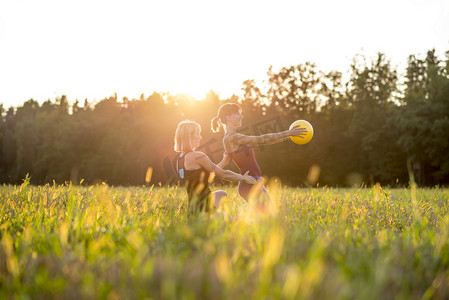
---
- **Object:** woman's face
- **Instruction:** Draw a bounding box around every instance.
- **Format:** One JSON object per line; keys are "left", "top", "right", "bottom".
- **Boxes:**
{"left": 191, "top": 127, "right": 202, "bottom": 149}
{"left": 227, "top": 111, "right": 243, "bottom": 127}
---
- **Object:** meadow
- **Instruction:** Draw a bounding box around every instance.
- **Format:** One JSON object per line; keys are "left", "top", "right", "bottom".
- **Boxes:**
{"left": 0, "top": 178, "right": 448, "bottom": 299}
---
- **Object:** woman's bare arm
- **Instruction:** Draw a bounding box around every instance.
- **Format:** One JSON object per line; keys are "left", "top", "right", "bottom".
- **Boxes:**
{"left": 227, "top": 126, "right": 307, "bottom": 146}
{"left": 217, "top": 152, "right": 231, "bottom": 169}
{"left": 194, "top": 152, "right": 256, "bottom": 184}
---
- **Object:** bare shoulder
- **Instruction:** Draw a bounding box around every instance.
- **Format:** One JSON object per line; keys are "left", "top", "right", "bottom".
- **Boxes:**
{"left": 184, "top": 151, "right": 207, "bottom": 163}
{"left": 228, "top": 132, "right": 257, "bottom": 146}
{"left": 190, "top": 151, "right": 209, "bottom": 161}
{"left": 191, "top": 151, "right": 217, "bottom": 172}
{"left": 223, "top": 133, "right": 241, "bottom": 152}
{"left": 222, "top": 133, "right": 233, "bottom": 145}
{"left": 184, "top": 151, "right": 211, "bottom": 170}
{"left": 225, "top": 132, "right": 247, "bottom": 143}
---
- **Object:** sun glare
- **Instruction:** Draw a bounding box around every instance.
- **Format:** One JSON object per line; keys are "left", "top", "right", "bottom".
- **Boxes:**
{"left": 0, "top": 0, "right": 448, "bottom": 108}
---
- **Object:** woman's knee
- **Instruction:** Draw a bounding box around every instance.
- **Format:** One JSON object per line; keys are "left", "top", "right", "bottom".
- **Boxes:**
{"left": 214, "top": 190, "right": 227, "bottom": 197}
{"left": 213, "top": 190, "right": 227, "bottom": 207}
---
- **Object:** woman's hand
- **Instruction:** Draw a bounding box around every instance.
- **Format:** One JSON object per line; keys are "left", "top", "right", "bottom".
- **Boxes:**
{"left": 288, "top": 126, "right": 308, "bottom": 138}
{"left": 242, "top": 171, "right": 257, "bottom": 184}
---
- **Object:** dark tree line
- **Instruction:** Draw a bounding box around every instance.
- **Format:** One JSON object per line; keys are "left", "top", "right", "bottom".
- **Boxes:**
{"left": 1, "top": 49, "right": 448, "bottom": 187}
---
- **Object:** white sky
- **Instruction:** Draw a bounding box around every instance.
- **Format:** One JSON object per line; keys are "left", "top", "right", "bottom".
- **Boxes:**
{"left": 0, "top": 0, "right": 448, "bottom": 108}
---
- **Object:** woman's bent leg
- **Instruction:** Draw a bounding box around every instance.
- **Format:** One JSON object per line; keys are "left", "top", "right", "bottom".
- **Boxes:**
{"left": 238, "top": 179, "right": 272, "bottom": 214}
{"left": 238, "top": 177, "right": 269, "bottom": 202}
{"left": 212, "top": 190, "right": 227, "bottom": 208}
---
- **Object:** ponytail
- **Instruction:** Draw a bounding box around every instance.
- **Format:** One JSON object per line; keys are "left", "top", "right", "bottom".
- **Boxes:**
{"left": 211, "top": 116, "right": 222, "bottom": 133}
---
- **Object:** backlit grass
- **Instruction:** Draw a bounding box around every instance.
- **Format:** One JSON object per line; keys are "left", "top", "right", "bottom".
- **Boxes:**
{"left": 0, "top": 179, "right": 448, "bottom": 299}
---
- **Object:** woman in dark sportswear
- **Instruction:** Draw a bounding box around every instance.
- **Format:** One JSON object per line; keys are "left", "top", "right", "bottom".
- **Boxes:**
{"left": 174, "top": 120, "right": 257, "bottom": 214}
{"left": 211, "top": 103, "right": 307, "bottom": 204}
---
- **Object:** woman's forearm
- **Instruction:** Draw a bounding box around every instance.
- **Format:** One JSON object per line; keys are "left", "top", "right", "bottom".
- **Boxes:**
{"left": 217, "top": 159, "right": 229, "bottom": 169}
{"left": 256, "top": 130, "right": 290, "bottom": 145}
{"left": 220, "top": 170, "right": 244, "bottom": 182}
{"left": 261, "top": 135, "right": 291, "bottom": 145}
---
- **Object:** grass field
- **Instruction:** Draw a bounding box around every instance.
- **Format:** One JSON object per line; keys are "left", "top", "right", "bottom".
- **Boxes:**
{"left": 0, "top": 179, "right": 448, "bottom": 299}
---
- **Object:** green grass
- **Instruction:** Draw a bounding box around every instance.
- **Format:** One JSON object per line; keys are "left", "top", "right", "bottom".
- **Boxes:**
{"left": 0, "top": 179, "right": 448, "bottom": 299}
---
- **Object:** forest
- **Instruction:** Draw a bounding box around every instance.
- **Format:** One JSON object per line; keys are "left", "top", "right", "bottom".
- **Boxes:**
{"left": 0, "top": 49, "right": 448, "bottom": 187}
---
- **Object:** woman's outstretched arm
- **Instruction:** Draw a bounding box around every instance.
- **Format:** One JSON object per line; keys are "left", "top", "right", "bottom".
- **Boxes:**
{"left": 226, "top": 126, "right": 307, "bottom": 147}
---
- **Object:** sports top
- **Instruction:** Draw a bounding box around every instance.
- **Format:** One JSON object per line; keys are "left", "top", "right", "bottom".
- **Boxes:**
{"left": 228, "top": 143, "right": 262, "bottom": 177}
{"left": 176, "top": 152, "right": 212, "bottom": 212}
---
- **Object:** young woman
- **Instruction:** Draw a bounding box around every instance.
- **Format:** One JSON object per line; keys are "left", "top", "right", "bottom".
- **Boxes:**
{"left": 174, "top": 120, "right": 257, "bottom": 214}
{"left": 211, "top": 103, "right": 307, "bottom": 204}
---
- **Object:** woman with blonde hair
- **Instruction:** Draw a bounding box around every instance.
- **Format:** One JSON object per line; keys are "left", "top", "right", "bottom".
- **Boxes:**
{"left": 174, "top": 120, "right": 257, "bottom": 214}
{"left": 211, "top": 103, "right": 307, "bottom": 205}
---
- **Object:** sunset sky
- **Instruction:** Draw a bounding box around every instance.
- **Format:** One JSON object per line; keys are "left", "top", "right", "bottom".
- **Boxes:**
{"left": 0, "top": 0, "right": 448, "bottom": 108}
